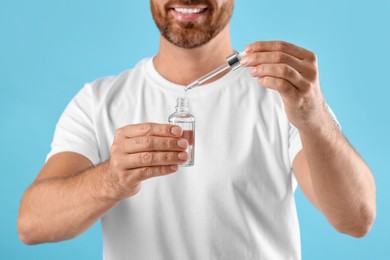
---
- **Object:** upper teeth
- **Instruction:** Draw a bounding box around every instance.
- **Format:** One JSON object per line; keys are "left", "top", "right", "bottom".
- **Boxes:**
{"left": 174, "top": 8, "right": 204, "bottom": 14}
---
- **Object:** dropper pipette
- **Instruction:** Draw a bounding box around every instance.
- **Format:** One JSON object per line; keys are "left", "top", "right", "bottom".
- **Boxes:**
{"left": 185, "top": 51, "right": 245, "bottom": 91}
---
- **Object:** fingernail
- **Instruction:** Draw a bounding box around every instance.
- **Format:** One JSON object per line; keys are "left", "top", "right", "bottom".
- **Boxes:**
{"left": 170, "top": 165, "right": 178, "bottom": 171}
{"left": 177, "top": 139, "right": 188, "bottom": 149}
{"left": 250, "top": 67, "right": 257, "bottom": 76}
{"left": 245, "top": 46, "right": 253, "bottom": 53}
{"left": 178, "top": 152, "right": 188, "bottom": 160}
{"left": 240, "top": 57, "right": 249, "bottom": 66}
{"left": 171, "top": 126, "right": 182, "bottom": 136}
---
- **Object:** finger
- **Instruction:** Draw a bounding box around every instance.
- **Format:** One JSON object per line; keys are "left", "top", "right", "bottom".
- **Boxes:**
{"left": 240, "top": 51, "right": 308, "bottom": 74}
{"left": 115, "top": 123, "right": 183, "bottom": 139}
{"left": 251, "top": 63, "right": 309, "bottom": 90}
{"left": 122, "top": 136, "right": 188, "bottom": 154}
{"left": 258, "top": 76, "right": 298, "bottom": 100}
{"left": 125, "top": 151, "right": 189, "bottom": 169}
{"left": 129, "top": 165, "right": 179, "bottom": 182}
{"left": 245, "top": 41, "right": 316, "bottom": 62}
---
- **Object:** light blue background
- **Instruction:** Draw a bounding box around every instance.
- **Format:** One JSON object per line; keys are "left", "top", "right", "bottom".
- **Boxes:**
{"left": 1, "top": 0, "right": 389, "bottom": 259}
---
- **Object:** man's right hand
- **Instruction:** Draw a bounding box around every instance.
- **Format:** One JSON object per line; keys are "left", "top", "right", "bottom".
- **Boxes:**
{"left": 18, "top": 122, "right": 188, "bottom": 244}
{"left": 105, "top": 123, "right": 188, "bottom": 200}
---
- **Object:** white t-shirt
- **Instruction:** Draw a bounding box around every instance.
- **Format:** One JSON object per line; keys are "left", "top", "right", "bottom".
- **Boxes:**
{"left": 48, "top": 58, "right": 303, "bottom": 260}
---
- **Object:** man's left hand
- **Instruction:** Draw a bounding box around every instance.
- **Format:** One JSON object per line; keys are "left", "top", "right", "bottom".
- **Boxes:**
{"left": 240, "top": 41, "right": 328, "bottom": 130}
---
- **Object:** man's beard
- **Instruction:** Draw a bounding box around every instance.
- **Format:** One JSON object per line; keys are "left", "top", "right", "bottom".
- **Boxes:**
{"left": 151, "top": 0, "right": 234, "bottom": 49}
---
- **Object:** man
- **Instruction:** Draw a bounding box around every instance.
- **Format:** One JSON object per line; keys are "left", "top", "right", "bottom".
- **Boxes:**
{"left": 18, "top": 0, "right": 376, "bottom": 259}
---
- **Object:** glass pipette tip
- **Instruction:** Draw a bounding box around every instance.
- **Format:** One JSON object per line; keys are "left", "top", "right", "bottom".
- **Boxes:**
{"left": 185, "top": 51, "right": 244, "bottom": 91}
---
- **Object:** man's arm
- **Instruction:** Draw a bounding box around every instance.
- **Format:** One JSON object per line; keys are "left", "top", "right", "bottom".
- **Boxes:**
{"left": 293, "top": 122, "right": 376, "bottom": 237}
{"left": 18, "top": 153, "right": 116, "bottom": 244}
{"left": 241, "top": 41, "right": 376, "bottom": 237}
{"left": 18, "top": 123, "right": 188, "bottom": 244}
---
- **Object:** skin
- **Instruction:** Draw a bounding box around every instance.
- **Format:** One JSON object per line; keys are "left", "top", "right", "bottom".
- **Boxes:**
{"left": 18, "top": 0, "right": 376, "bottom": 245}
{"left": 241, "top": 41, "right": 376, "bottom": 237}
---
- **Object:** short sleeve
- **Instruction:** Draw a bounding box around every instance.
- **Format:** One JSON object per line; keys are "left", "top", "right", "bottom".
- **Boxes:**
{"left": 46, "top": 84, "right": 100, "bottom": 165}
{"left": 288, "top": 122, "right": 302, "bottom": 191}
{"left": 288, "top": 123, "right": 302, "bottom": 168}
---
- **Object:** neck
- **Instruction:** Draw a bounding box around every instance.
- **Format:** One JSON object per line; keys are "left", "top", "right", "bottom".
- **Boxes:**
{"left": 153, "top": 25, "right": 233, "bottom": 86}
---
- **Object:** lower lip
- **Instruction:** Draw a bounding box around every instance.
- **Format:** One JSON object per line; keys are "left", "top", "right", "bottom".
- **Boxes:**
{"left": 171, "top": 9, "right": 208, "bottom": 22}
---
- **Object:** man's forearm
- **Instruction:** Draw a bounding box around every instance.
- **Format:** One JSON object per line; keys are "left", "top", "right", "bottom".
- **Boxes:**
{"left": 299, "top": 110, "right": 376, "bottom": 237}
{"left": 18, "top": 162, "right": 118, "bottom": 244}
{"left": 18, "top": 124, "right": 186, "bottom": 245}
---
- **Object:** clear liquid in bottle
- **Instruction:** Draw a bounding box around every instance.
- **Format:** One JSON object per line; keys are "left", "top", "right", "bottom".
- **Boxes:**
{"left": 168, "top": 97, "right": 195, "bottom": 167}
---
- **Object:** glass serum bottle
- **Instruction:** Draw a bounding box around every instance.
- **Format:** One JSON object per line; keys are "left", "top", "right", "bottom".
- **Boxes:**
{"left": 168, "top": 97, "right": 195, "bottom": 167}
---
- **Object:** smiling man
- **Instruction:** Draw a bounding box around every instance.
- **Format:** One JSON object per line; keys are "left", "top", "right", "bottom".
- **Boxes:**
{"left": 18, "top": 1, "right": 376, "bottom": 259}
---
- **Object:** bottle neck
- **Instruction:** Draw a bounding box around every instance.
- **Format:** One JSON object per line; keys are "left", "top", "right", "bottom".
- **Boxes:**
{"left": 176, "top": 107, "right": 189, "bottom": 113}
{"left": 175, "top": 98, "right": 190, "bottom": 113}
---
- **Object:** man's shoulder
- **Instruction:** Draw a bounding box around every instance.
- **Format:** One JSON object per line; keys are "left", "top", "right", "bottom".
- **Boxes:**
{"left": 85, "top": 58, "right": 151, "bottom": 97}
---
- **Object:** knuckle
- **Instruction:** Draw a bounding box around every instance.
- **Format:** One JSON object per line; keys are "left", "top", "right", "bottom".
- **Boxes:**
{"left": 254, "top": 52, "right": 262, "bottom": 62}
{"left": 258, "top": 77, "right": 264, "bottom": 85}
{"left": 300, "top": 80, "right": 312, "bottom": 92}
{"left": 281, "top": 85, "right": 292, "bottom": 94}
{"left": 309, "top": 67, "right": 318, "bottom": 80}
{"left": 307, "top": 51, "right": 317, "bottom": 63}
{"left": 169, "top": 139, "right": 178, "bottom": 149}
{"left": 135, "top": 136, "right": 153, "bottom": 150}
{"left": 138, "top": 167, "right": 153, "bottom": 180}
{"left": 138, "top": 123, "right": 153, "bottom": 135}
{"left": 257, "top": 64, "right": 264, "bottom": 74}
{"left": 142, "top": 136, "right": 153, "bottom": 149}
{"left": 158, "top": 123, "right": 170, "bottom": 135}
{"left": 164, "top": 139, "right": 174, "bottom": 149}
{"left": 109, "top": 157, "right": 123, "bottom": 172}
{"left": 109, "top": 157, "right": 122, "bottom": 170}
{"left": 259, "top": 76, "right": 269, "bottom": 86}
{"left": 114, "top": 128, "right": 123, "bottom": 139}
{"left": 259, "top": 76, "right": 276, "bottom": 88}
{"left": 275, "top": 79, "right": 285, "bottom": 90}
{"left": 140, "top": 152, "right": 153, "bottom": 164}
{"left": 111, "top": 143, "right": 120, "bottom": 154}
{"left": 133, "top": 169, "right": 144, "bottom": 181}
{"left": 134, "top": 137, "right": 142, "bottom": 146}
{"left": 279, "top": 65, "right": 290, "bottom": 76}
{"left": 165, "top": 152, "right": 176, "bottom": 162}
{"left": 275, "top": 40, "right": 287, "bottom": 50}
{"left": 163, "top": 166, "right": 174, "bottom": 175}
{"left": 276, "top": 80, "right": 290, "bottom": 93}
{"left": 273, "top": 41, "right": 281, "bottom": 49}
{"left": 157, "top": 125, "right": 165, "bottom": 134}
{"left": 154, "top": 166, "right": 166, "bottom": 176}
{"left": 303, "top": 65, "right": 318, "bottom": 81}
{"left": 274, "top": 52, "right": 285, "bottom": 63}
{"left": 159, "top": 139, "right": 168, "bottom": 149}
{"left": 164, "top": 125, "right": 173, "bottom": 135}
{"left": 159, "top": 166, "right": 169, "bottom": 175}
